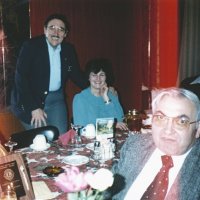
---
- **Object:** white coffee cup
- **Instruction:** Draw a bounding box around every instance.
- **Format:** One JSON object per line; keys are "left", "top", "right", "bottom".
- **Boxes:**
{"left": 33, "top": 134, "right": 47, "bottom": 149}
{"left": 82, "top": 124, "right": 96, "bottom": 139}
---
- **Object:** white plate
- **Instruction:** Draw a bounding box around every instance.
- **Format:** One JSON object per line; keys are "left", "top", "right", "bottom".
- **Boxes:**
{"left": 63, "top": 155, "right": 89, "bottom": 166}
{"left": 86, "top": 143, "right": 95, "bottom": 151}
{"left": 30, "top": 143, "right": 50, "bottom": 151}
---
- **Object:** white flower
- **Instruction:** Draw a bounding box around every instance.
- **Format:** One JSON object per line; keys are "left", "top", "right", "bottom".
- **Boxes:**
{"left": 85, "top": 168, "right": 114, "bottom": 191}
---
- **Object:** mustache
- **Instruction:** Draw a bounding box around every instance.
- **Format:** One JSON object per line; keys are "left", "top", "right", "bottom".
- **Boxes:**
{"left": 51, "top": 35, "right": 60, "bottom": 39}
{"left": 46, "top": 35, "right": 60, "bottom": 39}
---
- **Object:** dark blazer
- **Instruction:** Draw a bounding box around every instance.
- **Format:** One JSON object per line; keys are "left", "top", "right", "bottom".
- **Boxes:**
{"left": 180, "top": 75, "right": 200, "bottom": 100}
{"left": 105, "top": 134, "right": 200, "bottom": 200}
{"left": 10, "top": 35, "right": 87, "bottom": 123}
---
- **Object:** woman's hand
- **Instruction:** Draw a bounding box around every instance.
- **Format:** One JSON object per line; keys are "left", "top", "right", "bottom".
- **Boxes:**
{"left": 100, "top": 84, "right": 109, "bottom": 102}
{"left": 31, "top": 108, "right": 47, "bottom": 128}
{"left": 116, "top": 122, "right": 129, "bottom": 131}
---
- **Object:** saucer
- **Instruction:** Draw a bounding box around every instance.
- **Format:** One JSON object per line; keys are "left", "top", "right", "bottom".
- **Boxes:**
{"left": 63, "top": 155, "right": 89, "bottom": 166}
{"left": 30, "top": 143, "right": 50, "bottom": 151}
{"left": 81, "top": 132, "right": 95, "bottom": 139}
{"left": 86, "top": 143, "right": 95, "bottom": 151}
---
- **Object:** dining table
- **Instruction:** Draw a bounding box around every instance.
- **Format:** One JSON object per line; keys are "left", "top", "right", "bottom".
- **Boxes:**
{"left": 15, "top": 130, "right": 130, "bottom": 200}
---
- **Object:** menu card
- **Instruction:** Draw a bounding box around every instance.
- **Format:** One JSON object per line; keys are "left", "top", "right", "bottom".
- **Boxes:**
{"left": 96, "top": 118, "right": 114, "bottom": 141}
{"left": 0, "top": 153, "right": 35, "bottom": 199}
{"left": 0, "top": 160, "right": 26, "bottom": 198}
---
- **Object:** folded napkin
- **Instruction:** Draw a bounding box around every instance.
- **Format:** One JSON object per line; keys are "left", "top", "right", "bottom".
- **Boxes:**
{"left": 58, "top": 129, "right": 76, "bottom": 146}
{"left": 32, "top": 181, "right": 59, "bottom": 200}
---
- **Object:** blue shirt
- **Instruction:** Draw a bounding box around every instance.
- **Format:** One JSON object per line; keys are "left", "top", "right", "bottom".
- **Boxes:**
{"left": 72, "top": 87, "right": 124, "bottom": 126}
{"left": 46, "top": 40, "right": 61, "bottom": 91}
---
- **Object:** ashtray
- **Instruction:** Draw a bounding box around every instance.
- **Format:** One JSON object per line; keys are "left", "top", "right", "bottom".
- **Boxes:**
{"left": 43, "top": 166, "right": 64, "bottom": 177}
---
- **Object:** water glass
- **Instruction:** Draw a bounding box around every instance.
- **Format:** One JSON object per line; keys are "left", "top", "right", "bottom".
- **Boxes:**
{"left": 71, "top": 124, "right": 83, "bottom": 148}
{"left": 4, "top": 138, "right": 17, "bottom": 153}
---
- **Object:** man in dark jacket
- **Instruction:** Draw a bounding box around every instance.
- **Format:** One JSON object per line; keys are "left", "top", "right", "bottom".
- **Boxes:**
{"left": 10, "top": 13, "right": 87, "bottom": 134}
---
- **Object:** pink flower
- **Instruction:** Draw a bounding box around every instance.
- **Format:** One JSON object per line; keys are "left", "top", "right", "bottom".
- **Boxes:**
{"left": 55, "top": 166, "right": 92, "bottom": 192}
{"left": 55, "top": 166, "right": 114, "bottom": 200}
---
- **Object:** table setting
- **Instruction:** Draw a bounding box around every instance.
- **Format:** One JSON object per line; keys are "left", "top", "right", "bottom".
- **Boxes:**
{"left": 11, "top": 126, "right": 128, "bottom": 200}
{"left": 0, "top": 112, "right": 151, "bottom": 200}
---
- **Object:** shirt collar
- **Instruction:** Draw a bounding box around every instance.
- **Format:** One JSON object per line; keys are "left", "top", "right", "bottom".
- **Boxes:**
{"left": 156, "top": 147, "right": 191, "bottom": 163}
{"left": 190, "top": 76, "right": 200, "bottom": 84}
{"left": 46, "top": 38, "right": 61, "bottom": 52}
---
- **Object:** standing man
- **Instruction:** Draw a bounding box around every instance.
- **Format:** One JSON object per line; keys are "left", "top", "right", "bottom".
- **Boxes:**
{"left": 10, "top": 13, "right": 87, "bottom": 134}
{"left": 105, "top": 87, "right": 200, "bottom": 200}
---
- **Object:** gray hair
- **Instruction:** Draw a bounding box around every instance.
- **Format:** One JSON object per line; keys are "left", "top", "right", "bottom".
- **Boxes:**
{"left": 152, "top": 87, "right": 200, "bottom": 120}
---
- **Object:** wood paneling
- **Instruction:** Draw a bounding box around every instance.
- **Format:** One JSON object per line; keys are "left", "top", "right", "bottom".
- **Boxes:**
{"left": 0, "top": 111, "right": 24, "bottom": 140}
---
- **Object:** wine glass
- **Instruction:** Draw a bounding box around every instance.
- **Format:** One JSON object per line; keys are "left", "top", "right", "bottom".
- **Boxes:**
{"left": 92, "top": 141, "right": 101, "bottom": 167}
{"left": 71, "top": 124, "right": 83, "bottom": 148}
{"left": 4, "top": 138, "right": 17, "bottom": 153}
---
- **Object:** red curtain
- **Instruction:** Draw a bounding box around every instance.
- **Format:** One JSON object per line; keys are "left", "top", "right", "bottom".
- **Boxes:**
{"left": 29, "top": 0, "right": 141, "bottom": 117}
{"left": 147, "top": 0, "right": 179, "bottom": 88}
{"left": 29, "top": 0, "right": 179, "bottom": 120}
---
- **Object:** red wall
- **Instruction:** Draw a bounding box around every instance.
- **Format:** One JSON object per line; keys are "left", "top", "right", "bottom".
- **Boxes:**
{"left": 159, "top": 0, "right": 179, "bottom": 87}
{"left": 29, "top": 0, "right": 179, "bottom": 118}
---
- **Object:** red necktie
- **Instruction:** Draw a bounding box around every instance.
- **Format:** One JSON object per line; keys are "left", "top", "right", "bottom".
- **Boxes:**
{"left": 140, "top": 155, "right": 174, "bottom": 200}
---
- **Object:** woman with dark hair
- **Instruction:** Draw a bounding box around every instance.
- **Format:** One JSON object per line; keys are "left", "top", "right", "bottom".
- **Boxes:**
{"left": 72, "top": 58, "right": 128, "bottom": 130}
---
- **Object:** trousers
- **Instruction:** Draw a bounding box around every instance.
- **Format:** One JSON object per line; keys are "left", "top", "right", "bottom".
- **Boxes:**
{"left": 20, "top": 89, "right": 67, "bottom": 135}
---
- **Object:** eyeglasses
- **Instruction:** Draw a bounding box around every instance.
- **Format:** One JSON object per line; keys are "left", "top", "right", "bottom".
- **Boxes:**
{"left": 47, "top": 25, "right": 66, "bottom": 34}
{"left": 152, "top": 114, "right": 199, "bottom": 130}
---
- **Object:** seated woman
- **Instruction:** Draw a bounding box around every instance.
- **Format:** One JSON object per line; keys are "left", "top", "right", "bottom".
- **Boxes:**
{"left": 72, "top": 58, "right": 127, "bottom": 130}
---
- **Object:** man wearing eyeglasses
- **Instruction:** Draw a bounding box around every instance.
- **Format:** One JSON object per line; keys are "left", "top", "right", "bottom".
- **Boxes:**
{"left": 105, "top": 87, "right": 200, "bottom": 200}
{"left": 10, "top": 14, "right": 87, "bottom": 134}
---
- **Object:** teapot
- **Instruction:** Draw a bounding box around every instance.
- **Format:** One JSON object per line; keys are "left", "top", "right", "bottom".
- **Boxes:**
{"left": 124, "top": 109, "right": 143, "bottom": 132}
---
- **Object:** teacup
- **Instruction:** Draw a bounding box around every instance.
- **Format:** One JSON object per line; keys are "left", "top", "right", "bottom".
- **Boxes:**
{"left": 33, "top": 134, "right": 47, "bottom": 150}
{"left": 82, "top": 124, "right": 96, "bottom": 139}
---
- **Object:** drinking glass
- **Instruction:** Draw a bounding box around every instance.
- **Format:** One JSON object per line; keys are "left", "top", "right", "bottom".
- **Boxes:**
{"left": 92, "top": 141, "right": 101, "bottom": 167}
{"left": 4, "top": 138, "right": 17, "bottom": 153}
{"left": 126, "top": 109, "right": 142, "bottom": 134}
{"left": 71, "top": 124, "right": 83, "bottom": 148}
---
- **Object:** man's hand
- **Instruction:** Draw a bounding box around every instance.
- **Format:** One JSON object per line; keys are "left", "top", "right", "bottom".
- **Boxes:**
{"left": 31, "top": 108, "right": 47, "bottom": 128}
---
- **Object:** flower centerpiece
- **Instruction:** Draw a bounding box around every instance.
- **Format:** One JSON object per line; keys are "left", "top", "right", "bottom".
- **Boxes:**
{"left": 55, "top": 166, "right": 114, "bottom": 200}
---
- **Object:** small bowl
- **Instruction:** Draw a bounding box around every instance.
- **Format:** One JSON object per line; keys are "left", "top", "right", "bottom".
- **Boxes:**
{"left": 43, "top": 166, "right": 64, "bottom": 177}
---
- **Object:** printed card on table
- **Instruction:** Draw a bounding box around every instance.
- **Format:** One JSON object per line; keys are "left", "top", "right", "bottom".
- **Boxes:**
{"left": 0, "top": 153, "right": 35, "bottom": 200}
{"left": 96, "top": 118, "right": 114, "bottom": 141}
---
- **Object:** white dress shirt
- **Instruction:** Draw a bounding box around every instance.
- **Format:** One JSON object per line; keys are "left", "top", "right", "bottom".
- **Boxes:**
{"left": 124, "top": 148, "right": 190, "bottom": 200}
{"left": 191, "top": 76, "right": 200, "bottom": 84}
{"left": 47, "top": 40, "right": 61, "bottom": 91}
